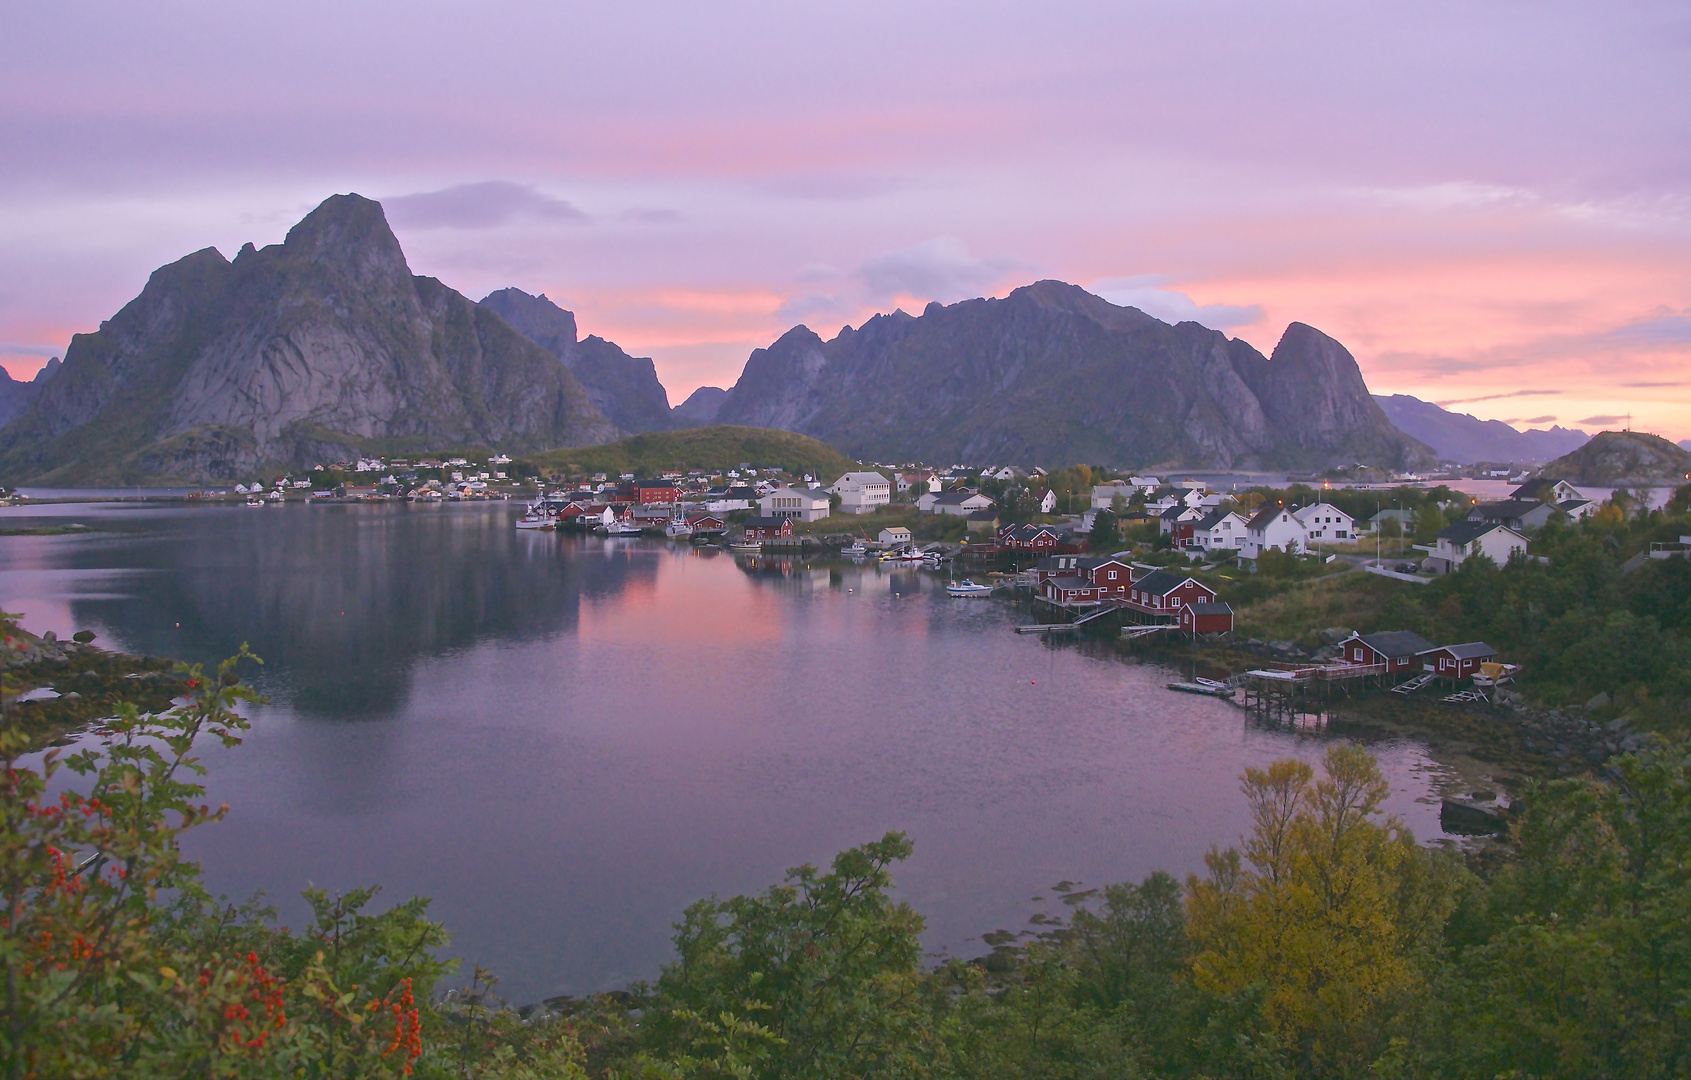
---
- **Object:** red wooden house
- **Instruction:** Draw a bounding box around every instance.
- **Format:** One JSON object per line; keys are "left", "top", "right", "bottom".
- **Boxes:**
{"left": 742, "top": 516, "right": 793, "bottom": 541}
{"left": 1077, "top": 557, "right": 1135, "bottom": 598}
{"left": 1179, "top": 601, "right": 1235, "bottom": 637}
{"left": 999, "top": 523, "right": 1062, "bottom": 552}
{"left": 1123, "top": 570, "right": 1217, "bottom": 616}
{"left": 686, "top": 513, "right": 727, "bottom": 533}
{"left": 1039, "top": 574, "right": 1104, "bottom": 606}
{"left": 632, "top": 480, "right": 681, "bottom": 505}
{"left": 1417, "top": 641, "right": 1497, "bottom": 680}
{"left": 1339, "top": 631, "right": 1436, "bottom": 675}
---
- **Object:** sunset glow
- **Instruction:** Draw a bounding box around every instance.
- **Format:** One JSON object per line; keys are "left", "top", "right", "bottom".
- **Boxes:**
{"left": 3, "top": 2, "right": 1686, "bottom": 435}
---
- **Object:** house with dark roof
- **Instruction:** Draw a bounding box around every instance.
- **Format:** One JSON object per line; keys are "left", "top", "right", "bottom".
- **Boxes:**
{"left": 741, "top": 516, "right": 793, "bottom": 541}
{"left": 1468, "top": 499, "right": 1557, "bottom": 532}
{"left": 1418, "top": 641, "right": 1497, "bottom": 680}
{"left": 1124, "top": 569, "right": 1217, "bottom": 616}
{"left": 1243, "top": 504, "right": 1306, "bottom": 560}
{"left": 1190, "top": 509, "right": 1249, "bottom": 551}
{"left": 1339, "top": 630, "right": 1437, "bottom": 674}
{"left": 1511, "top": 478, "right": 1585, "bottom": 504}
{"left": 1428, "top": 520, "right": 1528, "bottom": 573}
{"left": 1179, "top": 601, "right": 1234, "bottom": 637}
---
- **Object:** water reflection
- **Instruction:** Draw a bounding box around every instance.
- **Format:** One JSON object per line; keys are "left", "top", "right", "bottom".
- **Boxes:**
{"left": 0, "top": 502, "right": 1452, "bottom": 1002}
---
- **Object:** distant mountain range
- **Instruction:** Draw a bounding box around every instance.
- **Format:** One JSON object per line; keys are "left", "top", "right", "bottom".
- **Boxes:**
{"left": 708, "top": 282, "right": 1433, "bottom": 471}
{"left": 0, "top": 192, "right": 1506, "bottom": 483}
{"left": 0, "top": 195, "right": 612, "bottom": 485}
{"left": 1372, "top": 394, "right": 1590, "bottom": 464}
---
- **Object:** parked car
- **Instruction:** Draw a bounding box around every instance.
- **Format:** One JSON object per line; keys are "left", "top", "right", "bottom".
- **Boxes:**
{"left": 1396, "top": 562, "right": 1420, "bottom": 573}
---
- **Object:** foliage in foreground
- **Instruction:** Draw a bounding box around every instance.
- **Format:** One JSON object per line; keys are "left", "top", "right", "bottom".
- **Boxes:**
{"left": 5, "top": 660, "right": 1689, "bottom": 1078}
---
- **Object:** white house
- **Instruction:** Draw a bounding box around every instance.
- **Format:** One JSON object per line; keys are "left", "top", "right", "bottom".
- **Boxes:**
{"left": 1038, "top": 489, "right": 1058, "bottom": 514}
{"left": 829, "top": 471, "right": 891, "bottom": 514}
{"left": 1182, "top": 489, "right": 1223, "bottom": 509}
{"left": 878, "top": 526, "right": 913, "bottom": 548}
{"left": 925, "top": 490, "right": 995, "bottom": 516}
{"left": 1427, "top": 520, "right": 1528, "bottom": 573}
{"left": 1129, "top": 475, "right": 1160, "bottom": 493}
{"left": 1243, "top": 505, "right": 1307, "bottom": 560}
{"left": 1090, "top": 482, "right": 1136, "bottom": 510}
{"left": 759, "top": 485, "right": 832, "bottom": 522}
{"left": 1191, "top": 510, "right": 1249, "bottom": 550}
{"left": 1158, "top": 504, "right": 1204, "bottom": 536}
{"left": 1292, "top": 503, "right": 1356, "bottom": 544}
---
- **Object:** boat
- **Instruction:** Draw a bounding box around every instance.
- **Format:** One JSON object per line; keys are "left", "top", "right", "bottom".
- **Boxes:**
{"left": 1167, "top": 679, "right": 1235, "bottom": 697}
{"left": 596, "top": 518, "right": 643, "bottom": 536}
{"left": 842, "top": 540, "right": 868, "bottom": 556}
{"left": 244, "top": 497, "right": 263, "bottom": 508}
{"left": 515, "top": 509, "right": 555, "bottom": 529}
{"left": 727, "top": 538, "right": 763, "bottom": 552}
{"left": 665, "top": 518, "right": 695, "bottom": 539}
{"left": 898, "top": 548, "right": 926, "bottom": 563}
{"left": 945, "top": 579, "right": 994, "bottom": 597}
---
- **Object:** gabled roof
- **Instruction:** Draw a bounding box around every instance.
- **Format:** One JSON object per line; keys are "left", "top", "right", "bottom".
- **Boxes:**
{"left": 1194, "top": 508, "right": 1241, "bottom": 531}
{"left": 1186, "top": 602, "right": 1233, "bottom": 614}
{"left": 743, "top": 516, "right": 790, "bottom": 529}
{"left": 1558, "top": 499, "right": 1591, "bottom": 511}
{"left": 1353, "top": 630, "right": 1437, "bottom": 658}
{"left": 933, "top": 490, "right": 988, "bottom": 505}
{"left": 1131, "top": 569, "right": 1208, "bottom": 597}
{"left": 965, "top": 510, "right": 998, "bottom": 521}
{"left": 1424, "top": 641, "right": 1496, "bottom": 660}
{"left": 1437, "top": 519, "right": 1520, "bottom": 546}
{"left": 1246, "top": 504, "right": 1294, "bottom": 530}
{"left": 1471, "top": 499, "right": 1544, "bottom": 519}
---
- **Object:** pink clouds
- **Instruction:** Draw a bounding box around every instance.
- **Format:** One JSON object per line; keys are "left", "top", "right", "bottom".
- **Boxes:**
{"left": 0, "top": 1, "right": 1686, "bottom": 432}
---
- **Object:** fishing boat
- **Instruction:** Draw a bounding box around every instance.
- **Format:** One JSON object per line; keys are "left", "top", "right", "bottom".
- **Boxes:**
{"left": 945, "top": 579, "right": 994, "bottom": 597}
{"left": 898, "top": 548, "right": 925, "bottom": 563}
{"left": 727, "top": 538, "right": 762, "bottom": 552}
{"left": 842, "top": 539, "right": 868, "bottom": 556}
{"left": 597, "top": 518, "right": 643, "bottom": 536}
{"left": 515, "top": 509, "right": 555, "bottom": 529}
{"left": 665, "top": 518, "right": 695, "bottom": 539}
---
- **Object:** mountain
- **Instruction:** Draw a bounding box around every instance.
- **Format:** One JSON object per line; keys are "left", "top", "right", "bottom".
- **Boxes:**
{"left": 533, "top": 425, "right": 857, "bottom": 479}
{"left": 477, "top": 288, "right": 674, "bottom": 435}
{"left": 672, "top": 386, "right": 728, "bottom": 425}
{"left": 713, "top": 281, "right": 1433, "bottom": 470}
{"left": 0, "top": 195, "right": 614, "bottom": 485}
{"left": 1537, "top": 430, "right": 1691, "bottom": 485}
{"left": 0, "top": 360, "right": 59, "bottom": 428}
{"left": 1373, "top": 394, "right": 1589, "bottom": 464}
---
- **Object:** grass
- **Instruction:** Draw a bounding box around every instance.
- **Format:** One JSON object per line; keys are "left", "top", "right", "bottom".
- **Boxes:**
{"left": 533, "top": 426, "right": 858, "bottom": 479}
{"left": 1229, "top": 571, "right": 1404, "bottom": 647}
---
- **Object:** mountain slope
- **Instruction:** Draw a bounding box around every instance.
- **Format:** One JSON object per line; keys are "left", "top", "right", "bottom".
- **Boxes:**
{"left": 672, "top": 386, "right": 728, "bottom": 426}
{"left": 714, "top": 281, "right": 1432, "bottom": 470}
{"left": 0, "top": 195, "right": 614, "bottom": 484}
{"left": 1374, "top": 394, "right": 1588, "bottom": 463}
{"left": 1537, "top": 430, "right": 1691, "bottom": 484}
{"left": 478, "top": 288, "right": 674, "bottom": 434}
{"left": 0, "top": 360, "right": 59, "bottom": 428}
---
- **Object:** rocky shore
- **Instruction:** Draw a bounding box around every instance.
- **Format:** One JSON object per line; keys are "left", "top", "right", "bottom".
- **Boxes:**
{"left": 2, "top": 624, "right": 184, "bottom": 744}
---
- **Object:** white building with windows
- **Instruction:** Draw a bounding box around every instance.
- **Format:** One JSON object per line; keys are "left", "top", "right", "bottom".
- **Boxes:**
{"left": 1242, "top": 505, "right": 1307, "bottom": 560}
{"left": 829, "top": 471, "right": 891, "bottom": 514}
{"left": 1427, "top": 520, "right": 1528, "bottom": 573}
{"left": 1090, "top": 482, "right": 1136, "bottom": 510}
{"left": 758, "top": 485, "right": 832, "bottom": 522}
{"left": 1191, "top": 510, "right": 1249, "bottom": 550}
{"left": 1292, "top": 503, "right": 1355, "bottom": 544}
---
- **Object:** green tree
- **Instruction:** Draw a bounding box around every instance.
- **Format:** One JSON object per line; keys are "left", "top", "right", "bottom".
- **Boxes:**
{"left": 634, "top": 833, "right": 938, "bottom": 1080}
{"left": 1090, "top": 511, "right": 1120, "bottom": 551}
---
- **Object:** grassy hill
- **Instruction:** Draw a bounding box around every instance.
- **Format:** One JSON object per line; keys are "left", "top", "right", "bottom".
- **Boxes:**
{"left": 531, "top": 425, "right": 858, "bottom": 478}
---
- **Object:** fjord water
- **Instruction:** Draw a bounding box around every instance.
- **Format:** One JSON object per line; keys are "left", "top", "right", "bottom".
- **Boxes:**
{"left": 0, "top": 501, "right": 1448, "bottom": 1000}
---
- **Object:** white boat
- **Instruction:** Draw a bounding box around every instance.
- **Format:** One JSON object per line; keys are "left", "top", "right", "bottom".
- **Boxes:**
{"left": 244, "top": 497, "right": 263, "bottom": 508}
{"left": 665, "top": 519, "right": 694, "bottom": 539}
{"left": 596, "top": 519, "right": 643, "bottom": 536}
{"left": 898, "top": 548, "right": 925, "bottom": 563}
{"left": 515, "top": 511, "right": 555, "bottom": 530}
{"left": 728, "top": 538, "right": 763, "bottom": 552}
{"left": 842, "top": 540, "right": 868, "bottom": 556}
{"left": 945, "top": 579, "right": 994, "bottom": 597}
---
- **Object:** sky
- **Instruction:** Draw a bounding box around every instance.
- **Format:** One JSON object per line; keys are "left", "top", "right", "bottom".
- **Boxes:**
{"left": 2, "top": 1, "right": 1688, "bottom": 434}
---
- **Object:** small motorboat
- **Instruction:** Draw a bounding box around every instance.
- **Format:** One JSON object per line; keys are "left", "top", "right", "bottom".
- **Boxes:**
{"left": 945, "top": 579, "right": 994, "bottom": 597}
{"left": 597, "top": 519, "right": 643, "bottom": 536}
{"left": 842, "top": 540, "right": 868, "bottom": 556}
{"left": 898, "top": 548, "right": 925, "bottom": 562}
{"left": 515, "top": 510, "right": 555, "bottom": 529}
{"left": 1166, "top": 677, "right": 1235, "bottom": 697}
{"left": 727, "top": 538, "right": 763, "bottom": 552}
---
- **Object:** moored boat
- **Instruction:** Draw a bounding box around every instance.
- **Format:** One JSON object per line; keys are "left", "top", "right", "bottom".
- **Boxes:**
{"left": 945, "top": 579, "right": 994, "bottom": 597}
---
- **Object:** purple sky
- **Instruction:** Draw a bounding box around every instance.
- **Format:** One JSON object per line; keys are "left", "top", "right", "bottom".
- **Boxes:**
{"left": 3, "top": 2, "right": 1688, "bottom": 433}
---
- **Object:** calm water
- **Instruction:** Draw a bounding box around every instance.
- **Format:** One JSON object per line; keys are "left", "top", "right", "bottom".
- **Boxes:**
{"left": 0, "top": 501, "right": 1452, "bottom": 1000}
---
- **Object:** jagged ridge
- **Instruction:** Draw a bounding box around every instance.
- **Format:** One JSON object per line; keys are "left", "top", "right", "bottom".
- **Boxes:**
{"left": 0, "top": 195, "right": 615, "bottom": 485}
{"left": 714, "top": 281, "right": 1433, "bottom": 470}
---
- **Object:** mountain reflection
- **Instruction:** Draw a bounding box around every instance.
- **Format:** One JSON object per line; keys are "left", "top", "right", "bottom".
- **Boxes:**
{"left": 56, "top": 505, "right": 656, "bottom": 718}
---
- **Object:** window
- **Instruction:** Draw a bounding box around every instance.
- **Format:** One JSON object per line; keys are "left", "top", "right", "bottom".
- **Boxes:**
{"left": 1354, "top": 647, "right": 1363, "bottom": 661}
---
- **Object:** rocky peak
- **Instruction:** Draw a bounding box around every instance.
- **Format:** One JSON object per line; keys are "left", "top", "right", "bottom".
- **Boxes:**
{"left": 278, "top": 193, "right": 410, "bottom": 287}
